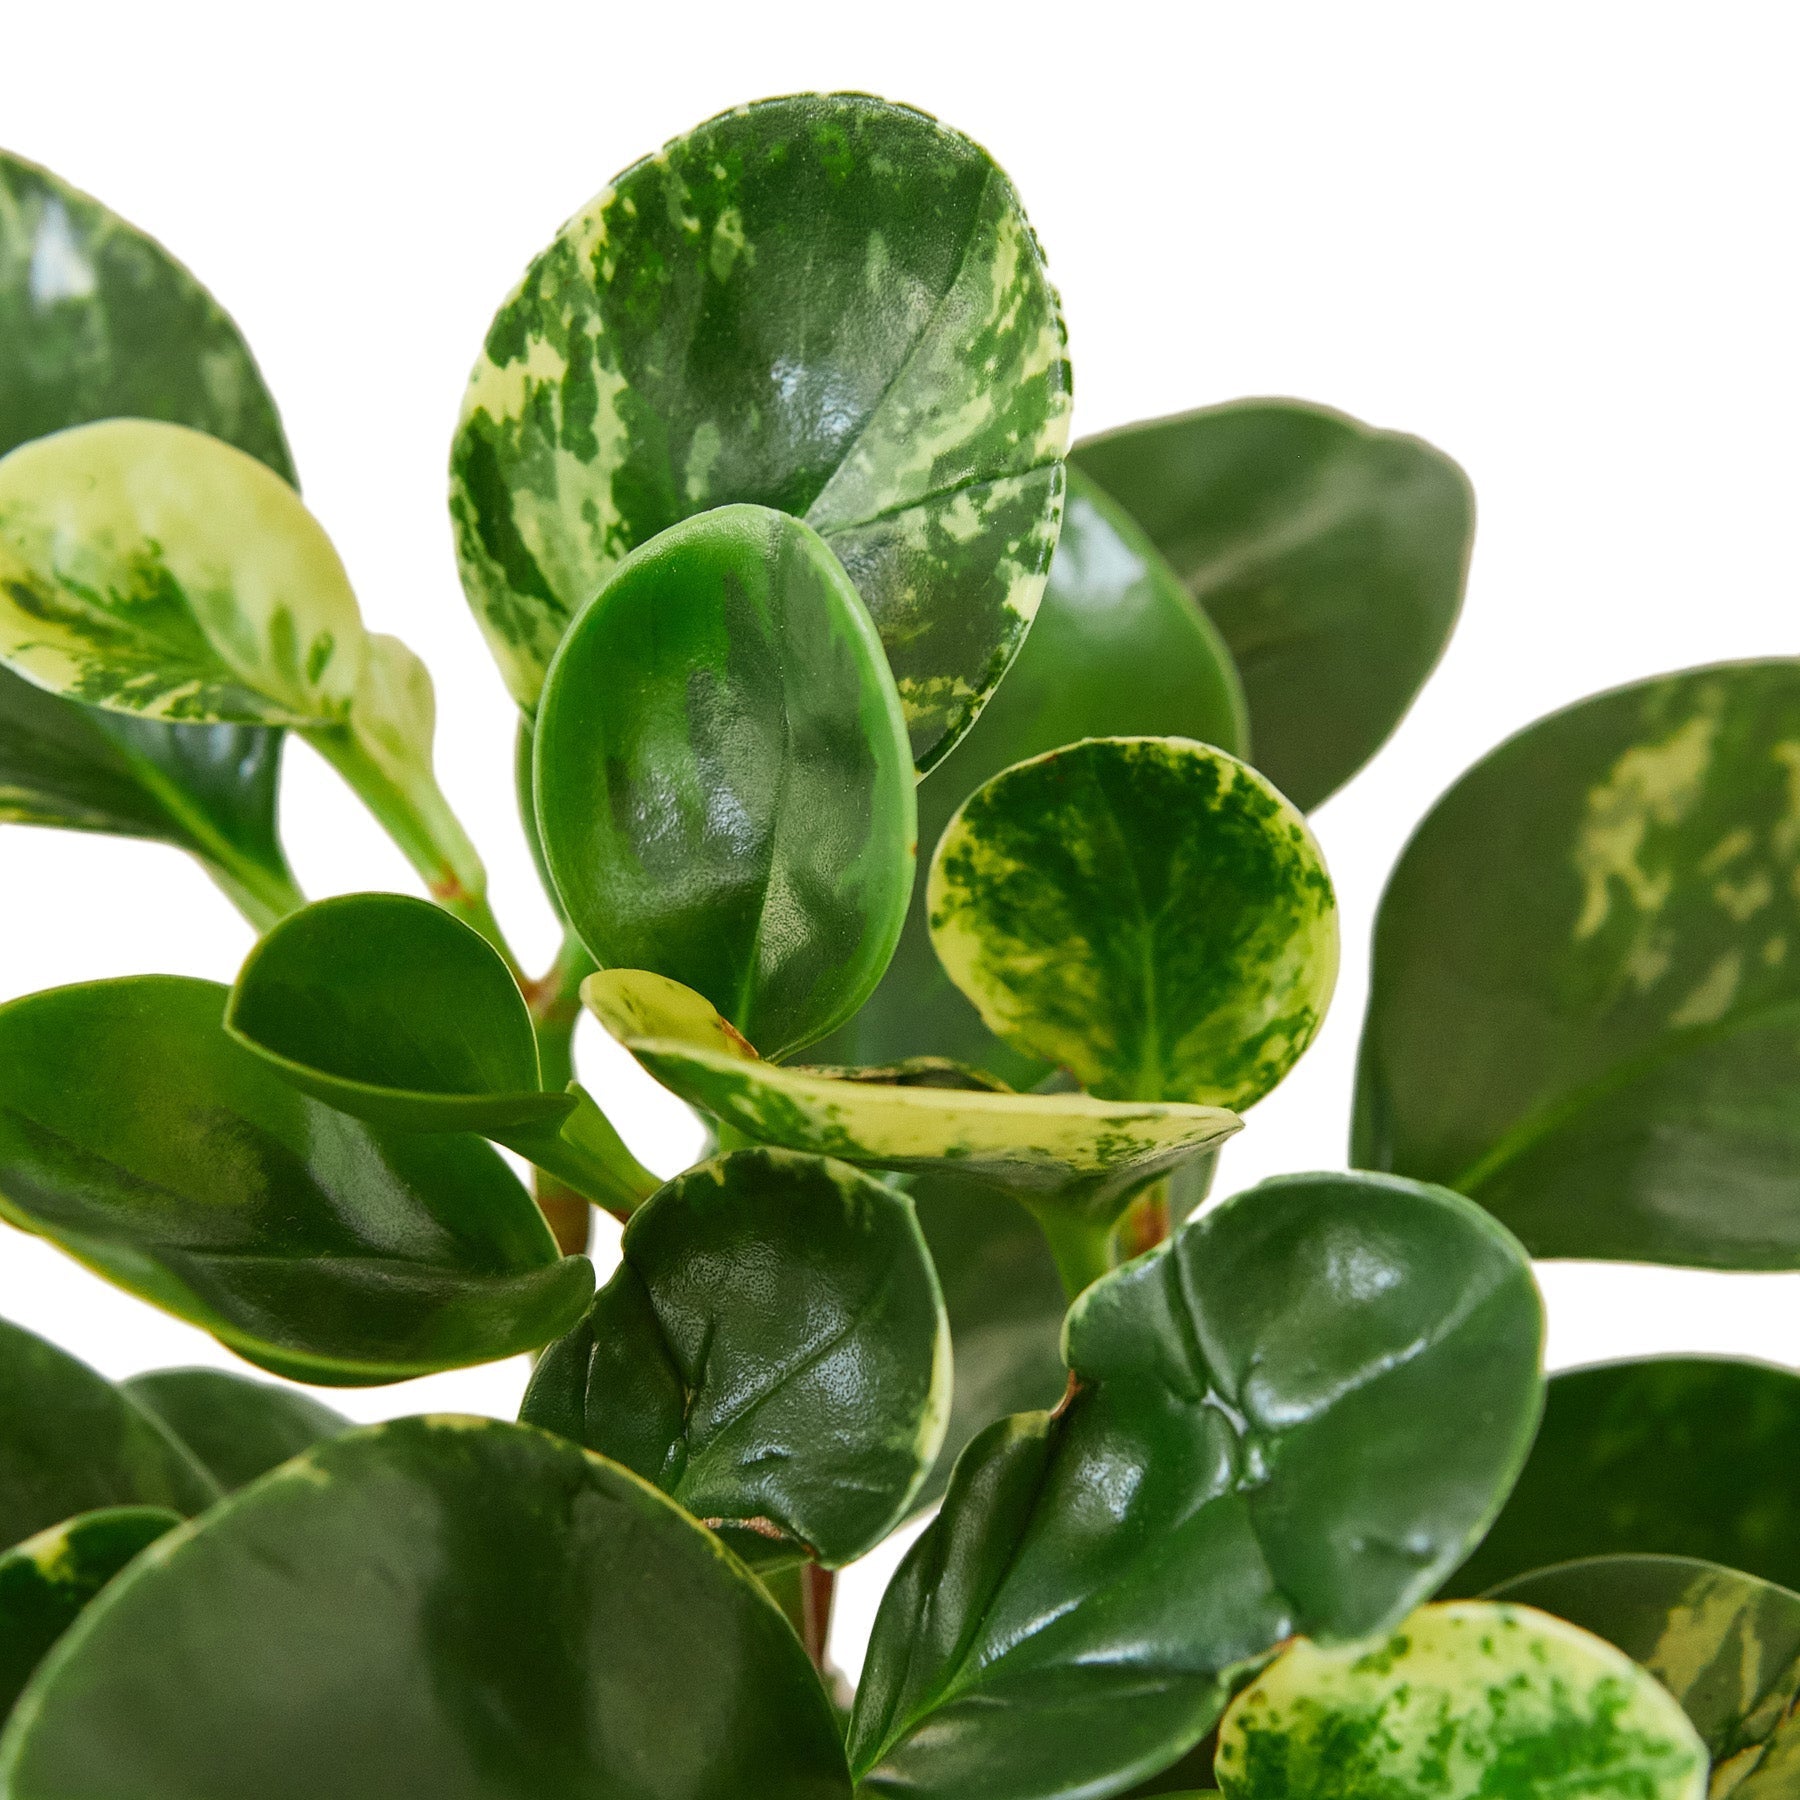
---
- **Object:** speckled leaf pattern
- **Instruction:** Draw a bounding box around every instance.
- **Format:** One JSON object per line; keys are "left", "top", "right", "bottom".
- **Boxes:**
{"left": 0, "top": 420, "right": 361, "bottom": 725}
{"left": 930, "top": 737, "right": 1337, "bottom": 1108}
{"left": 449, "top": 92, "right": 1070, "bottom": 771}
{"left": 1072, "top": 399, "right": 1473, "bottom": 811}
{"left": 848, "top": 1172, "right": 1545, "bottom": 1800}
{"left": 1489, "top": 1555, "right": 1800, "bottom": 1797}
{"left": 522, "top": 1148, "right": 949, "bottom": 1569}
{"left": 0, "top": 977, "right": 593, "bottom": 1384}
{"left": 1446, "top": 1358, "right": 1800, "bottom": 1600}
{"left": 534, "top": 506, "right": 914, "bottom": 1060}
{"left": 1214, "top": 1602, "right": 1707, "bottom": 1799}
{"left": 122, "top": 1369, "right": 348, "bottom": 1495}
{"left": 813, "top": 468, "right": 1248, "bottom": 1081}
{"left": 0, "top": 1418, "right": 852, "bottom": 1799}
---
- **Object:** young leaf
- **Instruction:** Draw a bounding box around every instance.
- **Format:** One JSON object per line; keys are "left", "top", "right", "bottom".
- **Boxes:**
{"left": 813, "top": 467, "right": 1249, "bottom": 1080}
{"left": 1072, "top": 400, "right": 1474, "bottom": 811}
{"left": 0, "top": 1418, "right": 852, "bottom": 1799}
{"left": 1489, "top": 1555, "right": 1800, "bottom": 1792}
{"left": 929, "top": 736, "right": 1338, "bottom": 1108}
{"left": 1213, "top": 1602, "right": 1706, "bottom": 1799}
{"left": 0, "top": 977, "right": 594, "bottom": 1384}
{"left": 522, "top": 1146, "right": 950, "bottom": 1569}
{"left": 1356, "top": 660, "right": 1800, "bottom": 1267}
{"left": 848, "top": 1172, "right": 1545, "bottom": 1799}
{"left": 1446, "top": 1357, "right": 1800, "bottom": 1598}
{"left": 121, "top": 1369, "right": 348, "bottom": 1495}
{"left": 450, "top": 91, "right": 1071, "bottom": 772}
{"left": 534, "top": 505, "right": 915, "bottom": 1060}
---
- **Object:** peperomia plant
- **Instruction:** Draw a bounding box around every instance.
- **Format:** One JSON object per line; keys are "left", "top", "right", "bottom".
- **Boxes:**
{"left": 0, "top": 90, "right": 1785, "bottom": 1799}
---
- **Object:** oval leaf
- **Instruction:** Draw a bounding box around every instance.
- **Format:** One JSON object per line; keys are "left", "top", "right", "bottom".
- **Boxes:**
{"left": 847, "top": 1171, "right": 1545, "bottom": 1799}
{"left": 1072, "top": 399, "right": 1474, "bottom": 810}
{"left": 929, "top": 736, "right": 1338, "bottom": 1107}
{"left": 450, "top": 91, "right": 1071, "bottom": 771}
{"left": 1490, "top": 1555, "right": 1800, "bottom": 1793}
{"left": 0, "top": 976, "right": 593, "bottom": 1384}
{"left": 1357, "top": 660, "right": 1800, "bottom": 1267}
{"left": 523, "top": 1146, "right": 949, "bottom": 1568}
{"left": 121, "top": 1369, "right": 348, "bottom": 1495}
{"left": 1447, "top": 1357, "right": 1800, "bottom": 1598}
{"left": 0, "top": 1417, "right": 850, "bottom": 1798}
{"left": 1213, "top": 1601, "right": 1706, "bottom": 1799}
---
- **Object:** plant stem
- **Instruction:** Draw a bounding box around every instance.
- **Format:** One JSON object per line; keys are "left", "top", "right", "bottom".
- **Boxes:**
{"left": 195, "top": 850, "right": 308, "bottom": 935}
{"left": 1112, "top": 1178, "right": 1172, "bottom": 1263}
{"left": 1030, "top": 1206, "right": 1119, "bottom": 1301}
{"left": 801, "top": 1564, "right": 836, "bottom": 1678}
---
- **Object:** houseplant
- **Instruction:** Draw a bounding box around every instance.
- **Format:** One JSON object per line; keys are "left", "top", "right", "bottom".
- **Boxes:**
{"left": 0, "top": 89, "right": 1791, "bottom": 1796}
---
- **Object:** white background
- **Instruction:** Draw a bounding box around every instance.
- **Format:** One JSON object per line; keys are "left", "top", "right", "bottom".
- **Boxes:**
{"left": 3, "top": 0, "right": 1798, "bottom": 1676}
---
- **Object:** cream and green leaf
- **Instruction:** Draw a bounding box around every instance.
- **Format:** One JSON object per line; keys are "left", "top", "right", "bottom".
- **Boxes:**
{"left": 449, "top": 91, "right": 1071, "bottom": 772}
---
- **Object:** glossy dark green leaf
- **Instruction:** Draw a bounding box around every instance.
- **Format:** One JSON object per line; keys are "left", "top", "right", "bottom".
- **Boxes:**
{"left": 813, "top": 467, "right": 1248, "bottom": 1080}
{"left": 930, "top": 736, "right": 1338, "bottom": 1108}
{"left": 1489, "top": 1555, "right": 1800, "bottom": 1794}
{"left": 848, "top": 1171, "right": 1545, "bottom": 1799}
{"left": 1213, "top": 1601, "right": 1706, "bottom": 1799}
{"left": 0, "top": 1417, "right": 850, "bottom": 1798}
{"left": 121, "top": 1369, "right": 348, "bottom": 1494}
{"left": 0, "top": 1315, "right": 218, "bottom": 1550}
{"left": 0, "top": 1507, "right": 179, "bottom": 1721}
{"left": 1356, "top": 661, "right": 1800, "bottom": 1267}
{"left": 534, "top": 505, "right": 914, "bottom": 1060}
{"left": 1447, "top": 1357, "right": 1800, "bottom": 1598}
{"left": 1072, "top": 400, "right": 1473, "bottom": 811}
{"left": 523, "top": 1146, "right": 948, "bottom": 1568}
{"left": 0, "top": 977, "right": 593, "bottom": 1384}
{"left": 450, "top": 91, "right": 1071, "bottom": 772}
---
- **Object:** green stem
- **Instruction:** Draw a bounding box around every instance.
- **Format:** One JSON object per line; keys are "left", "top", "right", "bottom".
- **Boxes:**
{"left": 194, "top": 850, "right": 307, "bottom": 935}
{"left": 499, "top": 1086, "right": 659, "bottom": 1227}
{"left": 1029, "top": 1205, "right": 1119, "bottom": 1301}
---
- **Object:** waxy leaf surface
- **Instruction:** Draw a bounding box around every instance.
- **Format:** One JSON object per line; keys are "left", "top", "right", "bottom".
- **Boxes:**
{"left": 122, "top": 1369, "right": 348, "bottom": 1494}
{"left": 848, "top": 1172, "right": 1545, "bottom": 1799}
{"left": 1447, "top": 1357, "right": 1800, "bottom": 1599}
{"left": 535, "top": 505, "right": 913, "bottom": 1060}
{"left": 1490, "top": 1555, "right": 1800, "bottom": 1795}
{"left": 1073, "top": 400, "right": 1473, "bottom": 810}
{"left": 0, "top": 977, "right": 593, "bottom": 1384}
{"left": 0, "top": 1417, "right": 851, "bottom": 1799}
{"left": 1214, "top": 1601, "right": 1706, "bottom": 1799}
{"left": 930, "top": 736, "right": 1337, "bottom": 1108}
{"left": 451, "top": 91, "right": 1071, "bottom": 771}
{"left": 523, "top": 1147, "right": 948, "bottom": 1568}
{"left": 1356, "top": 661, "right": 1800, "bottom": 1267}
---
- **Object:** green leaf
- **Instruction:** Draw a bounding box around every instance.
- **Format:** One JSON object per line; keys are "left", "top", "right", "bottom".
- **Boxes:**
{"left": 1213, "top": 1601, "right": 1707, "bottom": 1799}
{"left": 848, "top": 1171, "right": 1545, "bottom": 1799}
{"left": 929, "top": 736, "right": 1337, "bottom": 1108}
{"left": 0, "top": 419, "right": 365, "bottom": 725}
{"left": 534, "top": 505, "right": 914, "bottom": 1061}
{"left": 450, "top": 91, "right": 1071, "bottom": 774}
{"left": 1446, "top": 1358, "right": 1800, "bottom": 1599}
{"left": 0, "top": 976, "right": 593, "bottom": 1384}
{"left": 121, "top": 1369, "right": 348, "bottom": 1494}
{"left": 0, "top": 1417, "right": 851, "bottom": 1798}
{"left": 0, "top": 1507, "right": 179, "bottom": 1722}
{"left": 1356, "top": 661, "right": 1800, "bottom": 1267}
{"left": 522, "top": 1146, "right": 949, "bottom": 1569}
{"left": 0, "top": 1314, "right": 218, "bottom": 1549}
{"left": 1489, "top": 1555, "right": 1800, "bottom": 1794}
{"left": 812, "top": 466, "right": 1248, "bottom": 1080}
{"left": 1072, "top": 400, "right": 1474, "bottom": 811}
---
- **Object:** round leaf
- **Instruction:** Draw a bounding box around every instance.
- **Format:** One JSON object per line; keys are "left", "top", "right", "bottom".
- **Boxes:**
{"left": 534, "top": 505, "right": 914, "bottom": 1059}
{"left": 523, "top": 1146, "right": 949, "bottom": 1568}
{"left": 848, "top": 1171, "right": 1545, "bottom": 1799}
{"left": 1446, "top": 1357, "right": 1800, "bottom": 1598}
{"left": 1213, "top": 1601, "right": 1706, "bottom": 1799}
{"left": 929, "top": 736, "right": 1338, "bottom": 1107}
{"left": 0, "top": 1417, "right": 851, "bottom": 1798}
{"left": 1490, "top": 1555, "right": 1800, "bottom": 1792}
{"left": 0, "top": 976, "right": 593, "bottom": 1384}
{"left": 450, "top": 91, "right": 1071, "bottom": 772}
{"left": 1072, "top": 399, "right": 1474, "bottom": 810}
{"left": 1357, "top": 660, "right": 1800, "bottom": 1267}
{"left": 122, "top": 1369, "right": 348, "bottom": 1495}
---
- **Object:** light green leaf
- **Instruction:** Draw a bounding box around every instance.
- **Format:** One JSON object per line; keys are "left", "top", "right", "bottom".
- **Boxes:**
{"left": 929, "top": 736, "right": 1337, "bottom": 1108}
{"left": 121, "top": 1369, "right": 348, "bottom": 1495}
